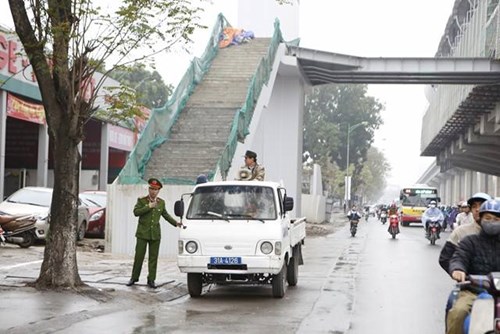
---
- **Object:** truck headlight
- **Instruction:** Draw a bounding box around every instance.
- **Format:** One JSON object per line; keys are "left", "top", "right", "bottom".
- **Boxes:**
{"left": 260, "top": 241, "right": 273, "bottom": 254}
{"left": 178, "top": 240, "right": 184, "bottom": 254}
{"left": 185, "top": 241, "right": 198, "bottom": 254}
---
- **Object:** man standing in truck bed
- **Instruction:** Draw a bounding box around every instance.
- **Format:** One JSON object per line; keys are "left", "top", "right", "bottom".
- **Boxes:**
{"left": 237, "top": 150, "right": 265, "bottom": 181}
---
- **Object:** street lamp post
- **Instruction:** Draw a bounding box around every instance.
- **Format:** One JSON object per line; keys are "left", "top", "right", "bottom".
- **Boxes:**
{"left": 345, "top": 121, "right": 368, "bottom": 211}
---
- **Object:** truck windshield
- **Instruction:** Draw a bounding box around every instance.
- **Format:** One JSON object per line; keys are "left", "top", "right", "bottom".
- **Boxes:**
{"left": 186, "top": 185, "right": 277, "bottom": 220}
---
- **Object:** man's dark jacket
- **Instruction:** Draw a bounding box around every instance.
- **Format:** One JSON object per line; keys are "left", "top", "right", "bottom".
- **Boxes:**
{"left": 449, "top": 231, "right": 500, "bottom": 275}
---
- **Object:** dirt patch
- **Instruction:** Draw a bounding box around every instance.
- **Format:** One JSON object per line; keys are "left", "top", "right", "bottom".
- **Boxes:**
{"left": 306, "top": 211, "right": 348, "bottom": 237}
{"left": 77, "top": 238, "right": 105, "bottom": 252}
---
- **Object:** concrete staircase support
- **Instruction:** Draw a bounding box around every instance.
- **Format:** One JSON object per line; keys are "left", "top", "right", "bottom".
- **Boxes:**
{"left": 143, "top": 38, "right": 272, "bottom": 183}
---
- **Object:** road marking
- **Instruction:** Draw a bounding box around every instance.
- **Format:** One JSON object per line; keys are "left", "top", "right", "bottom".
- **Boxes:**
{"left": 0, "top": 260, "right": 42, "bottom": 270}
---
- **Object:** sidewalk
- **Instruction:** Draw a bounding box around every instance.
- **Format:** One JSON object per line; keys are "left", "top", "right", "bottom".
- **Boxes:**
{"left": 0, "top": 244, "right": 188, "bottom": 333}
{"left": 1, "top": 244, "right": 187, "bottom": 292}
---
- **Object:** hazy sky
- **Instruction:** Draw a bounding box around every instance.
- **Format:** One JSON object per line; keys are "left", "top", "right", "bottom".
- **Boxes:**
{"left": 297, "top": 0, "right": 456, "bottom": 189}
{"left": 0, "top": 0, "right": 457, "bottom": 189}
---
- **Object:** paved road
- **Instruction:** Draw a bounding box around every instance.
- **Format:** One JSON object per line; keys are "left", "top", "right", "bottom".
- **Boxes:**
{"left": 348, "top": 217, "right": 452, "bottom": 334}
{"left": 0, "top": 216, "right": 453, "bottom": 333}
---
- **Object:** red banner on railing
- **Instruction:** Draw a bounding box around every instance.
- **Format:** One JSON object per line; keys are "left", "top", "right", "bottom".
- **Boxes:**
{"left": 6, "top": 94, "right": 45, "bottom": 124}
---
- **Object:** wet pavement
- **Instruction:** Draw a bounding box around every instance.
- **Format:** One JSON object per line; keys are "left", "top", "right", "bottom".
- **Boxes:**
{"left": 0, "top": 212, "right": 350, "bottom": 334}
{"left": 0, "top": 244, "right": 188, "bottom": 333}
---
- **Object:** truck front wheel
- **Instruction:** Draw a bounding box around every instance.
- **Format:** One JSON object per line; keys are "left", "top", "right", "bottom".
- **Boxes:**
{"left": 287, "top": 255, "right": 299, "bottom": 286}
{"left": 272, "top": 263, "right": 287, "bottom": 298}
{"left": 286, "top": 245, "right": 301, "bottom": 286}
{"left": 187, "top": 273, "right": 203, "bottom": 298}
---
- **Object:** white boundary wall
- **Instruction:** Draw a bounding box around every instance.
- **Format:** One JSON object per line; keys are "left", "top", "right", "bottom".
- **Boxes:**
{"left": 106, "top": 183, "right": 192, "bottom": 256}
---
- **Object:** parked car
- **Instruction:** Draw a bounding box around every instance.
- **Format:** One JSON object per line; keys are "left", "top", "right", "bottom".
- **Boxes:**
{"left": 79, "top": 190, "right": 107, "bottom": 238}
{"left": 0, "top": 187, "right": 90, "bottom": 241}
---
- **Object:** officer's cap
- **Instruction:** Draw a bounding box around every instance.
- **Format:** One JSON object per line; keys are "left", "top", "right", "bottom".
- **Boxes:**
{"left": 148, "top": 178, "right": 163, "bottom": 189}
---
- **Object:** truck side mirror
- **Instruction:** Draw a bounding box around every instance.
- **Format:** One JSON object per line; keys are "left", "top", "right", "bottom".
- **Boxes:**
{"left": 174, "top": 199, "right": 184, "bottom": 218}
{"left": 283, "top": 196, "right": 294, "bottom": 212}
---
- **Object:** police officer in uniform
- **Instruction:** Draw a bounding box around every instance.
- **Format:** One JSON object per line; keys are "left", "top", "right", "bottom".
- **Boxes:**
{"left": 126, "top": 178, "right": 181, "bottom": 288}
{"left": 237, "top": 150, "right": 265, "bottom": 181}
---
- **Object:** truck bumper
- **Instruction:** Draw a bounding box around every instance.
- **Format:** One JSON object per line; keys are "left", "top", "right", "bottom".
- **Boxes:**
{"left": 178, "top": 255, "right": 284, "bottom": 275}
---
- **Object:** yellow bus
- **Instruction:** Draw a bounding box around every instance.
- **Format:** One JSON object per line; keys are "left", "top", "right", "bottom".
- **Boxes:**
{"left": 399, "top": 184, "right": 440, "bottom": 226}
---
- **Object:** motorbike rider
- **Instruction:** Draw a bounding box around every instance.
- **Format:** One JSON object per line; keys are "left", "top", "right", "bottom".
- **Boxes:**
{"left": 454, "top": 202, "right": 475, "bottom": 227}
{"left": 347, "top": 205, "right": 362, "bottom": 229}
{"left": 440, "top": 205, "right": 450, "bottom": 231}
{"left": 446, "top": 203, "right": 460, "bottom": 230}
{"left": 378, "top": 205, "right": 388, "bottom": 220}
{"left": 446, "top": 198, "right": 500, "bottom": 334}
{"left": 422, "top": 200, "right": 445, "bottom": 239}
{"left": 438, "top": 192, "right": 491, "bottom": 274}
{"left": 388, "top": 202, "right": 398, "bottom": 216}
{"left": 379, "top": 205, "right": 388, "bottom": 222}
{"left": 387, "top": 213, "right": 400, "bottom": 235}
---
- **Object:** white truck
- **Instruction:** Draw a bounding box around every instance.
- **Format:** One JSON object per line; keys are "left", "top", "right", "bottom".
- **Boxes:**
{"left": 173, "top": 180, "right": 306, "bottom": 298}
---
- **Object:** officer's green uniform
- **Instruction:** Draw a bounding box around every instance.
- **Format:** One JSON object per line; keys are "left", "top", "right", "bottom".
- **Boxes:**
{"left": 130, "top": 194, "right": 177, "bottom": 282}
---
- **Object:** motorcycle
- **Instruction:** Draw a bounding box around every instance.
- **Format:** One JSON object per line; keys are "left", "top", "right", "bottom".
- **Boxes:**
{"left": 445, "top": 273, "right": 500, "bottom": 334}
{"left": 388, "top": 214, "right": 399, "bottom": 239}
{"left": 427, "top": 220, "right": 441, "bottom": 245}
{"left": 0, "top": 215, "right": 37, "bottom": 248}
{"left": 350, "top": 219, "right": 359, "bottom": 237}
{"left": 380, "top": 212, "right": 387, "bottom": 224}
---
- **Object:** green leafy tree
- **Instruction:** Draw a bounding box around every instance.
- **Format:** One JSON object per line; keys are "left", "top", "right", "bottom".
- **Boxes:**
{"left": 357, "top": 147, "right": 391, "bottom": 203}
{"left": 303, "top": 84, "right": 385, "bottom": 200}
{"left": 7, "top": 0, "right": 204, "bottom": 290}
{"left": 109, "top": 64, "right": 173, "bottom": 109}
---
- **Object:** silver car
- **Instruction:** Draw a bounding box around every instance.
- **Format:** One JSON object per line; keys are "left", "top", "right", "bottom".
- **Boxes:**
{"left": 0, "top": 187, "right": 90, "bottom": 241}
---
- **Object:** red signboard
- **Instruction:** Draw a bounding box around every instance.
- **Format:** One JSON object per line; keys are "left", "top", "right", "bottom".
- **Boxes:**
{"left": 6, "top": 94, "right": 45, "bottom": 124}
{"left": 109, "top": 124, "right": 134, "bottom": 151}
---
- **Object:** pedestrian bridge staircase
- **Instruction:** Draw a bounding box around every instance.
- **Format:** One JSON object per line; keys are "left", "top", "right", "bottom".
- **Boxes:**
{"left": 118, "top": 15, "right": 284, "bottom": 185}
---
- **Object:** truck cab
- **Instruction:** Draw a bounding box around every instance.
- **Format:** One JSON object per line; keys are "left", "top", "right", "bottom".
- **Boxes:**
{"left": 174, "top": 181, "right": 306, "bottom": 298}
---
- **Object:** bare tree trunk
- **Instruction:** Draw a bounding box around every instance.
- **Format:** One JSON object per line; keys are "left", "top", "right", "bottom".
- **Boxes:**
{"left": 36, "top": 133, "right": 83, "bottom": 289}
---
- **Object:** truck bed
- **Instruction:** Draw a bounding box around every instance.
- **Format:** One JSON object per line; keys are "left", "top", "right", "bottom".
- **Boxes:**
{"left": 290, "top": 217, "right": 306, "bottom": 246}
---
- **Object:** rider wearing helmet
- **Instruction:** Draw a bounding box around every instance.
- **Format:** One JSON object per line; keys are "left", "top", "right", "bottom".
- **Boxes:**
{"left": 454, "top": 202, "right": 474, "bottom": 227}
{"left": 447, "top": 199, "right": 500, "bottom": 334}
{"left": 439, "top": 192, "right": 491, "bottom": 274}
{"left": 421, "top": 200, "right": 444, "bottom": 239}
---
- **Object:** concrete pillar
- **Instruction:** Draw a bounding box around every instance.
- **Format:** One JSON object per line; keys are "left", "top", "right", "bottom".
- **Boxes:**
{"left": 252, "top": 73, "right": 305, "bottom": 217}
{"left": 310, "top": 163, "right": 323, "bottom": 196}
{"left": 100, "top": 123, "right": 109, "bottom": 190}
{"left": 464, "top": 170, "right": 472, "bottom": 196}
{"left": 472, "top": 171, "right": 480, "bottom": 193}
{"left": 486, "top": 175, "right": 495, "bottom": 196}
{"left": 494, "top": 176, "right": 500, "bottom": 198}
{"left": 0, "top": 91, "right": 6, "bottom": 200}
{"left": 452, "top": 169, "right": 462, "bottom": 204}
{"left": 449, "top": 173, "right": 455, "bottom": 205}
{"left": 439, "top": 180, "right": 446, "bottom": 204}
{"left": 478, "top": 172, "right": 487, "bottom": 192}
{"left": 37, "top": 123, "right": 49, "bottom": 187}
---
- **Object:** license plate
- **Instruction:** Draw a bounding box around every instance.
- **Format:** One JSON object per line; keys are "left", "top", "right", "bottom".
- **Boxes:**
{"left": 210, "top": 257, "right": 242, "bottom": 265}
